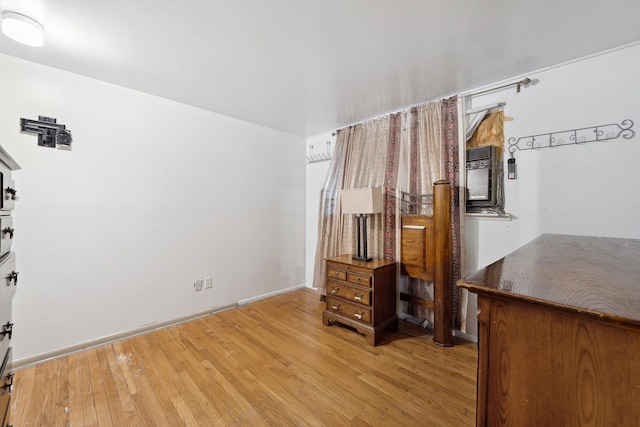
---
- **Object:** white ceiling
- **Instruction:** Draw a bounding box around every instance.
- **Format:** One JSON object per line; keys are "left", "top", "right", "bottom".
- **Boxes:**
{"left": 1, "top": 0, "right": 639, "bottom": 137}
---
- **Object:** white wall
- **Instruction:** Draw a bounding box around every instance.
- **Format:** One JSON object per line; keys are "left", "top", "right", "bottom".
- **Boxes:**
{"left": 305, "top": 43, "right": 640, "bottom": 338}
{"left": 461, "top": 43, "right": 640, "bottom": 335}
{"left": 0, "top": 54, "right": 306, "bottom": 362}
{"left": 304, "top": 133, "right": 334, "bottom": 288}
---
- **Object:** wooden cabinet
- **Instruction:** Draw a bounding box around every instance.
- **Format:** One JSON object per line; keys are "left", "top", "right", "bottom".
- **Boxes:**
{"left": 458, "top": 234, "right": 640, "bottom": 426}
{"left": 322, "top": 255, "right": 397, "bottom": 346}
{"left": 0, "top": 145, "right": 19, "bottom": 426}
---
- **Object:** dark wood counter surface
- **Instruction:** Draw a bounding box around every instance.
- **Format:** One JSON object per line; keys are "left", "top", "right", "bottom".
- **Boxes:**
{"left": 458, "top": 234, "right": 640, "bottom": 426}
{"left": 459, "top": 233, "right": 640, "bottom": 325}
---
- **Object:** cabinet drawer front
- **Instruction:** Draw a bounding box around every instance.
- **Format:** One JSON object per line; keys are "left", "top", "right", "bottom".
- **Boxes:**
{"left": 326, "top": 264, "right": 347, "bottom": 281}
{"left": 0, "top": 217, "right": 13, "bottom": 258}
{"left": 0, "top": 347, "right": 11, "bottom": 422}
{"left": 0, "top": 302, "right": 10, "bottom": 363}
{"left": 0, "top": 173, "right": 16, "bottom": 212}
{"left": 327, "top": 281, "right": 371, "bottom": 305}
{"left": 347, "top": 272, "right": 371, "bottom": 288}
{"left": 0, "top": 254, "right": 16, "bottom": 309}
{"left": 327, "top": 296, "right": 371, "bottom": 324}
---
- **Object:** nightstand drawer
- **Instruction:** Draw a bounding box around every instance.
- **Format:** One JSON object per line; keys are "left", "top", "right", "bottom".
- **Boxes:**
{"left": 347, "top": 272, "right": 371, "bottom": 288}
{"left": 327, "top": 296, "right": 371, "bottom": 324}
{"left": 326, "top": 264, "right": 347, "bottom": 281}
{"left": 327, "top": 281, "right": 371, "bottom": 305}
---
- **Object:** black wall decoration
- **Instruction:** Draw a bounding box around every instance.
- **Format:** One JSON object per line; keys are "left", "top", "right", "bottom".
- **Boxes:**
{"left": 20, "top": 116, "right": 72, "bottom": 149}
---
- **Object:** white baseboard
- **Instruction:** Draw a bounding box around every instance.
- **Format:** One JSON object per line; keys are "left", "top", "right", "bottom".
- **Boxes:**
{"left": 238, "top": 283, "right": 306, "bottom": 306}
{"left": 15, "top": 286, "right": 307, "bottom": 369}
{"left": 13, "top": 303, "right": 238, "bottom": 370}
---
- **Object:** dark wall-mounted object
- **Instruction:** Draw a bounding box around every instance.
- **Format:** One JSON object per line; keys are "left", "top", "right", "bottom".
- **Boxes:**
{"left": 20, "top": 116, "right": 72, "bottom": 149}
{"left": 466, "top": 146, "right": 501, "bottom": 211}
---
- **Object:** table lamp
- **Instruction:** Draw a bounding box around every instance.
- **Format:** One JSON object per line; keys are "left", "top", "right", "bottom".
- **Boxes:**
{"left": 341, "top": 187, "right": 383, "bottom": 262}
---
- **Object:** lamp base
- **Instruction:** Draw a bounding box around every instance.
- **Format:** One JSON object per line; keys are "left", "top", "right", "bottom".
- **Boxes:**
{"left": 353, "top": 214, "right": 373, "bottom": 262}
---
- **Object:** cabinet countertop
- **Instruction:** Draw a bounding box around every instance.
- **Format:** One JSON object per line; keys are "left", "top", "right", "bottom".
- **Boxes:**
{"left": 458, "top": 233, "right": 640, "bottom": 326}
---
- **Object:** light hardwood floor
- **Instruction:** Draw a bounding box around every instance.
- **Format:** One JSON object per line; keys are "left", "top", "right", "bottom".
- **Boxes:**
{"left": 10, "top": 288, "right": 477, "bottom": 426}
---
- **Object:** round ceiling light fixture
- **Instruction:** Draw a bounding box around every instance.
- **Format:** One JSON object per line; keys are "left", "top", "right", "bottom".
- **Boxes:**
{"left": 2, "top": 11, "right": 44, "bottom": 47}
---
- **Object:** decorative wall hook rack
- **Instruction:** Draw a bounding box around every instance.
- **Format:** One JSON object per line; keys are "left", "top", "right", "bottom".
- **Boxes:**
{"left": 508, "top": 119, "right": 634, "bottom": 153}
{"left": 307, "top": 141, "right": 332, "bottom": 164}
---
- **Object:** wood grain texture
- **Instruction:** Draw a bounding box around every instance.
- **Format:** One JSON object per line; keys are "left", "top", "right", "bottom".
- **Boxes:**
{"left": 399, "top": 181, "right": 453, "bottom": 347}
{"left": 484, "top": 296, "right": 640, "bottom": 426}
{"left": 432, "top": 181, "right": 452, "bottom": 346}
{"left": 460, "top": 234, "right": 640, "bottom": 426}
{"left": 401, "top": 215, "right": 435, "bottom": 280}
{"left": 459, "top": 234, "right": 640, "bottom": 324}
{"left": 11, "top": 288, "right": 477, "bottom": 426}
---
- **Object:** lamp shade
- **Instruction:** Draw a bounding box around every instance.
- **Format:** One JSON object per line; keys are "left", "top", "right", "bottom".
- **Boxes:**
{"left": 341, "top": 187, "right": 383, "bottom": 214}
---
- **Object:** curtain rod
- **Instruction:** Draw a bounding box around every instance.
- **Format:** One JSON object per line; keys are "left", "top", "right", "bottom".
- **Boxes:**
{"left": 465, "top": 77, "right": 532, "bottom": 97}
{"left": 332, "top": 77, "right": 532, "bottom": 135}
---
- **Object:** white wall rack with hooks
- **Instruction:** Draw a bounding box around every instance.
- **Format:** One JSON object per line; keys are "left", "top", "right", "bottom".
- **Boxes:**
{"left": 306, "top": 141, "right": 332, "bottom": 164}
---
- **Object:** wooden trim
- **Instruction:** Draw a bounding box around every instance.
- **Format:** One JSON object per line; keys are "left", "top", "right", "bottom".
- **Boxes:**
{"left": 475, "top": 295, "right": 491, "bottom": 426}
{"left": 433, "top": 180, "right": 453, "bottom": 346}
{"left": 400, "top": 292, "right": 434, "bottom": 309}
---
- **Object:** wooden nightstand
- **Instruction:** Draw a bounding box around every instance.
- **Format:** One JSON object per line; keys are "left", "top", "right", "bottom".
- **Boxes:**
{"left": 322, "top": 255, "right": 397, "bottom": 346}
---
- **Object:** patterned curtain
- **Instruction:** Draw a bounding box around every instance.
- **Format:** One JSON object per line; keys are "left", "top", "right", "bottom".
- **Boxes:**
{"left": 383, "top": 113, "right": 402, "bottom": 261}
{"left": 441, "top": 96, "right": 462, "bottom": 330}
{"left": 313, "top": 116, "right": 399, "bottom": 297}
{"left": 401, "top": 101, "right": 443, "bottom": 322}
{"left": 397, "top": 99, "right": 462, "bottom": 328}
{"left": 313, "top": 98, "right": 462, "bottom": 331}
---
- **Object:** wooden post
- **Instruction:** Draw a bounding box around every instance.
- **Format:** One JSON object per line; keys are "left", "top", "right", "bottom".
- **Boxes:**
{"left": 433, "top": 180, "right": 453, "bottom": 346}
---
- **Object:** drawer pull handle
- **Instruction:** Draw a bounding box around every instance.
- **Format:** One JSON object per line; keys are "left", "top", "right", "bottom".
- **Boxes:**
{"left": 354, "top": 311, "right": 363, "bottom": 320}
{"left": 332, "top": 304, "right": 341, "bottom": 310}
{"left": 331, "top": 287, "right": 340, "bottom": 295}
{"left": 1, "top": 322, "right": 13, "bottom": 340}
{"left": 334, "top": 272, "right": 339, "bottom": 277}
{"left": 353, "top": 292, "right": 362, "bottom": 301}
{"left": 356, "top": 277, "right": 361, "bottom": 283}
{"left": 2, "top": 373, "right": 14, "bottom": 393}
{"left": 5, "top": 187, "right": 19, "bottom": 201}
{"left": 8, "top": 271, "right": 18, "bottom": 286}
{"left": 2, "top": 227, "right": 14, "bottom": 239}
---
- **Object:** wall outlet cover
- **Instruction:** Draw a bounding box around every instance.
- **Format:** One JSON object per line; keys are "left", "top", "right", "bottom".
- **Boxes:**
{"left": 194, "top": 279, "right": 203, "bottom": 291}
{"left": 204, "top": 276, "right": 213, "bottom": 289}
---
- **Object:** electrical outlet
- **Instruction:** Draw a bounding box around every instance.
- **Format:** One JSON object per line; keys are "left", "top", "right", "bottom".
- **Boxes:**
{"left": 204, "top": 276, "right": 213, "bottom": 289}
{"left": 194, "top": 279, "right": 203, "bottom": 291}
